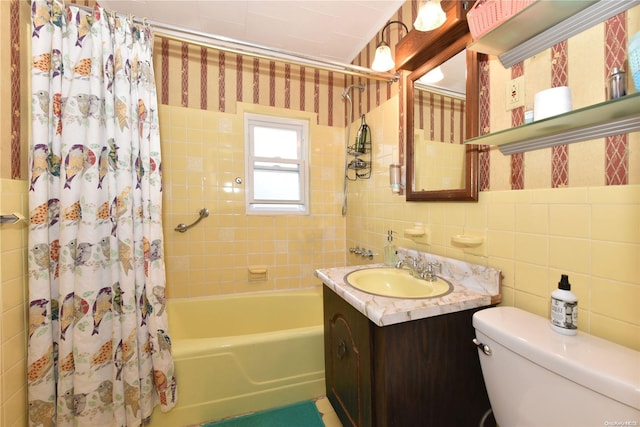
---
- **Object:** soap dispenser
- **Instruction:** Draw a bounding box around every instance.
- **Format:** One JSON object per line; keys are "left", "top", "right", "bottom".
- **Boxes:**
{"left": 384, "top": 230, "right": 397, "bottom": 266}
{"left": 550, "top": 274, "right": 578, "bottom": 335}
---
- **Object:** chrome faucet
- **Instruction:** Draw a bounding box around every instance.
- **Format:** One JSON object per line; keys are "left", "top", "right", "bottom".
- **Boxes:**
{"left": 395, "top": 256, "right": 423, "bottom": 278}
{"left": 395, "top": 256, "right": 441, "bottom": 281}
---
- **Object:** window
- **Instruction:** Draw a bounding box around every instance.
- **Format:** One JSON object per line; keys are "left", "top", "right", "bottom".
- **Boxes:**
{"left": 245, "top": 113, "right": 309, "bottom": 214}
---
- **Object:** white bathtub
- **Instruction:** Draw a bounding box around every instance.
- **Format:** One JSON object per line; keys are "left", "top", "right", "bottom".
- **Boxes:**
{"left": 148, "top": 288, "right": 325, "bottom": 426}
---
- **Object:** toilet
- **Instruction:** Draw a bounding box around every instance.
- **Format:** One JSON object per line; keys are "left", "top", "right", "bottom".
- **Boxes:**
{"left": 472, "top": 306, "right": 640, "bottom": 427}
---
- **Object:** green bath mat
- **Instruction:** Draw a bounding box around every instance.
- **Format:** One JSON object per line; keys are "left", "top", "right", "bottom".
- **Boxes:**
{"left": 204, "top": 401, "right": 324, "bottom": 427}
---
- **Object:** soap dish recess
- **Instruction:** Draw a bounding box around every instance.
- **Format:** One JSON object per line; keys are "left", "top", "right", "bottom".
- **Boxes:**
{"left": 248, "top": 265, "right": 268, "bottom": 281}
{"left": 452, "top": 235, "right": 483, "bottom": 247}
{"left": 404, "top": 227, "right": 426, "bottom": 237}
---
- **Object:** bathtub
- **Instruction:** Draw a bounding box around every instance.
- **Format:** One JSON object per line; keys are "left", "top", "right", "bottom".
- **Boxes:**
{"left": 149, "top": 288, "right": 325, "bottom": 427}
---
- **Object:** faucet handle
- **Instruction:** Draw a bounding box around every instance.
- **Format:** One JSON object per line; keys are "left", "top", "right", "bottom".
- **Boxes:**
{"left": 405, "top": 255, "right": 420, "bottom": 267}
{"left": 423, "top": 262, "right": 441, "bottom": 281}
{"left": 428, "top": 262, "right": 441, "bottom": 275}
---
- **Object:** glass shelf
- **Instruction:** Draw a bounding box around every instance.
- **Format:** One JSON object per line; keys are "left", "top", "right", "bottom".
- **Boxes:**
{"left": 464, "top": 92, "right": 640, "bottom": 155}
{"left": 468, "top": 0, "right": 637, "bottom": 68}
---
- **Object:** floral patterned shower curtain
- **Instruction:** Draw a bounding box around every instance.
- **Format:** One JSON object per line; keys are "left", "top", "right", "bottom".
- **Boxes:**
{"left": 28, "top": 1, "right": 177, "bottom": 425}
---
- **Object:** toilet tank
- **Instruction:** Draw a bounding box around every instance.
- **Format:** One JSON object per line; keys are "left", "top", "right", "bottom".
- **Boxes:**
{"left": 473, "top": 306, "right": 640, "bottom": 427}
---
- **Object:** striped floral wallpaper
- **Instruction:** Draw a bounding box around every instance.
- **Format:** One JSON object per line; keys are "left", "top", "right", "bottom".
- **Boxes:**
{"left": 551, "top": 40, "right": 569, "bottom": 188}
{"left": 604, "top": 13, "right": 629, "bottom": 186}
{"left": 9, "top": 0, "right": 21, "bottom": 180}
{"left": 478, "top": 56, "right": 491, "bottom": 191}
{"left": 510, "top": 62, "right": 525, "bottom": 190}
{"left": 153, "top": 37, "right": 397, "bottom": 129}
{"left": 150, "top": 1, "right": 636, "bottom": 190}
{"left": 413, "top": 90, "right": 466, "bottom": 144}
{"left": 2, "top": 0, "right": 24, "bottom": 181}
{"left": 474, "top": 9, "right": 635, "bottom": 190}
{"left": 3, "top": 1, "right": 638, "bottom": 187}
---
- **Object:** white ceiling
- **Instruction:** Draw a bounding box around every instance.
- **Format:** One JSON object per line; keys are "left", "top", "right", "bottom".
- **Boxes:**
{"left": 98, "top": 0, "right": 405, "bottom": 64}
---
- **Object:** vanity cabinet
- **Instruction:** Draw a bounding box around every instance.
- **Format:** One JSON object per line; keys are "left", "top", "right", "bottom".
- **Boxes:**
{"left": 323, "top": 286, "right": 494, "bottom": 427}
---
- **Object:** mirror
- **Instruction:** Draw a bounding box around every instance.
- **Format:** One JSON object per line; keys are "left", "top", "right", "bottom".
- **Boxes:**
{"left": 405, "top": 31, "right": 480, "bottom": 201}
{"left": 412, "top": 50, "right": 467, "bottom": 192}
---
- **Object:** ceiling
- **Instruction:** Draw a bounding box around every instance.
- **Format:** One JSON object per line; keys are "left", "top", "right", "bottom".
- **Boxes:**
{"left": 97, "top": 0, "right": 405, "bottom": 64}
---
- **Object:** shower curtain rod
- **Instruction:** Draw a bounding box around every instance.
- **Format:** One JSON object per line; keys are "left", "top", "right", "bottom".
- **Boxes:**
{"left": 74, "top": 4, "right": 398, "bottom": 83}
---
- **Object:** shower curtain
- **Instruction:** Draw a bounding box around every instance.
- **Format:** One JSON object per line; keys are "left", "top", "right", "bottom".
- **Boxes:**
{"left": 28, "top": 1, "right": 177, "bottom": 425}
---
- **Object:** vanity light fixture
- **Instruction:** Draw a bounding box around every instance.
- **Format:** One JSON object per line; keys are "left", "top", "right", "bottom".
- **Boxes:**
{"left": 371, "top": 20, "right": 409, "bottom": 72}
{"left": 414, "top": 0, "right": 447, "bottom": 32}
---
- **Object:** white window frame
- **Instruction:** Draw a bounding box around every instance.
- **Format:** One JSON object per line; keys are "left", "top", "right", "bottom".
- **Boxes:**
{"left": 245, "top": 113, "right": 310, "bottom": 215}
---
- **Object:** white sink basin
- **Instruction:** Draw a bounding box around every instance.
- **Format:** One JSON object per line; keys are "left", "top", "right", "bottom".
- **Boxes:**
{"left": 344, "top": 267, "right": 453, "bottom": 299}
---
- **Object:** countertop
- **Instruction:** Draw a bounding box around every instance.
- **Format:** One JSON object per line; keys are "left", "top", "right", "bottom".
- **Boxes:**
{"left": 316, "top": 261, "right": 501, "bottom": 327}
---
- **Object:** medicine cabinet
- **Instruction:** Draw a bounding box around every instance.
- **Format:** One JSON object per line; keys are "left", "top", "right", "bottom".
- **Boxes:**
{"left": 397, "top": 1, "right": 480, "bottom": 201}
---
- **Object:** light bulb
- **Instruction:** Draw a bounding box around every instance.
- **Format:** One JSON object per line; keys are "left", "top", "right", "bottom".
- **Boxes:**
{"left": 371, "top": 42, "right": 395, "bottom": 72}
{"left": 414, "top": 0, "right": 446, "bottom": 32}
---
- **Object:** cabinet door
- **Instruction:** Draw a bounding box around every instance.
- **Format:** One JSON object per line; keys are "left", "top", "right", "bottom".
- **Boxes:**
{"left": 374, "top": 307, "right": 494, "bottom": 427}
{"left": 324, "top": 287, "right": 373, "bottom": 427}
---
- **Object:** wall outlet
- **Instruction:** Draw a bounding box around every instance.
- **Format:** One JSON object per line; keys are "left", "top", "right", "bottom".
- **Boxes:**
{"left": 506, "top": 76, "right": 525, "bottom": 110}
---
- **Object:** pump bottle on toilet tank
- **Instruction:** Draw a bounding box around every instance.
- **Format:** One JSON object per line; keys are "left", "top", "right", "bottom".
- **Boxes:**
{"left": 550, "top": 274, "right": 578, "bottom": 336}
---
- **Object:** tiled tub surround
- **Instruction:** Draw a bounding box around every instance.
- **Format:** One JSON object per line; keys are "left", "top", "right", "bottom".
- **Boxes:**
{"left": 315, "top": 248, "right": 501, "bottom": 326}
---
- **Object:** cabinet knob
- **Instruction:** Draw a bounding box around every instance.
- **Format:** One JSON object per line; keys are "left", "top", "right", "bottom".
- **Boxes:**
{"left": 337, "top": 339, "right": 347, "bottom": 359}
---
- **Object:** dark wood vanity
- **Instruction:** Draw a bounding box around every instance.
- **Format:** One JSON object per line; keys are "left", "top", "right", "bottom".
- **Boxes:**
{"left": 323, "top": 285, "right": 494, "bottom": 427}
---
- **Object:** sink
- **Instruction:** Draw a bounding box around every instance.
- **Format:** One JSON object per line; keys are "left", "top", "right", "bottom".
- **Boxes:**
{"left": 344, "top": 268, "right": 453, "bottom": 299}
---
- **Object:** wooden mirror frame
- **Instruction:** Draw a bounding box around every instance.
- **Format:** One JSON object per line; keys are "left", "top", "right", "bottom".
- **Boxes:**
{"left": 397, "top": 1, "right": 480, "bottom": 202}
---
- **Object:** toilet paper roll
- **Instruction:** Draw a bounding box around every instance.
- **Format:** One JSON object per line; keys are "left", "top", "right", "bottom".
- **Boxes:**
{"left": 534, "top": 86, "right": 572, "bottom": 121}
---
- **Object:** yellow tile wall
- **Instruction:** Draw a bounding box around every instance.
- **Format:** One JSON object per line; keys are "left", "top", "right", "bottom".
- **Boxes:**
{"left": 0, "top": 179, "right": 28, "bottom": 427}
{"left": 345, "top": 5, "right": 640, "bottom": 352}
{"left": 413, "top": 140, "right": 465, "bottom": 191}
{"left": 346, "top": 101, "right": 640, "bottom": 352}
{"left": 159, "top": 103, "right": 347, "bottom": 298}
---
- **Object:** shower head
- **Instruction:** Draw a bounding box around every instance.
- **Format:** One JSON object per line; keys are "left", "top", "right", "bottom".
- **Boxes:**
{"left": 341, "top": 84, "right": 366, "bottom": 99}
